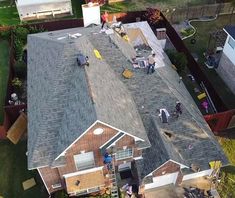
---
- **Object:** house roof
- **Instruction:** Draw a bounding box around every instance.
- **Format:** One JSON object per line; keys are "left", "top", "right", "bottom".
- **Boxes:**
{"left": 224, "top": 25, "right": 235, "bottom": 40}
{"left": 28, "top": 21, "right": 228, "bottom": 173}
{"left": 27, "top": 27, "right": 149, "bottom": 169}
{"left": 122, "top": 22, "right": 228, "bottom": 178}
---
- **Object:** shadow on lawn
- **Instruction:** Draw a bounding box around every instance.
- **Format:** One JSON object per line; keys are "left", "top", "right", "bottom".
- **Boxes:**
{"left": 221, "top": 165, "right": 235, "bottom": 174}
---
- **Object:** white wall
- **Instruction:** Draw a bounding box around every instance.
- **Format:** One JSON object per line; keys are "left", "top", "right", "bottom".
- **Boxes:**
{"left": 82, "top": 3, "right": 101, "bottom": 27}
{"left": 223, "top": 35, "right": 235, "bottom": 65}
{"left": 16, "top": 0, "right": 72, "bottom": 21}
{"left": 182, "top": 169, "right": 213, "bottom": 181}
{"left": 145, "top": 172, "right": 179, "bottom": 189}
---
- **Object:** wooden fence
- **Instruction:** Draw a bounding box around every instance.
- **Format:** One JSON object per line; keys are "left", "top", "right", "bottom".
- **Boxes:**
{"left": 164, "top": 2, "right": 234, "bottom": 23}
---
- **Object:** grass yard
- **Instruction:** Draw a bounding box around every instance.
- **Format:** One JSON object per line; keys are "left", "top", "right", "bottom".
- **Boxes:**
{"left": 184, "top": 14, "right": 235, "bottom": 109}
{"left": 217, "top": 138, "right": 235, "bottom": 198}
{"left": 0, "top": 140, "right": 47, "bottom": 198}
{"left": 0, "top": 39, "right": 10, "bottom": 124}
{"left": 0, "top": 1, "right": 20, "bottom": 25}
{"left": 71, "top": 0, "right": 85, "bottom": 18}
{"left": 100, "top": 0, "right": 220, "bottom": 13}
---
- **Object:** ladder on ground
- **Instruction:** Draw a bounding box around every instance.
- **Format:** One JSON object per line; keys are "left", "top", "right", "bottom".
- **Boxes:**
{"left": 109, "top": 160, "right": 119, "bottom": 198}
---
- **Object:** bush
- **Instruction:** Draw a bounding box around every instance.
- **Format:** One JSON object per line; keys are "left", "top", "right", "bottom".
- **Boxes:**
{"left": 0, "top": 29, "right": 11, "bottom": 40}
{"left": 28, "top": 25, "right": 46, "bottom": 34}
{"left": 13, "top": 27, "right": 29, "bottom": 45}
{"left": 180, "top": 28, "right": 194, "bottom": 37}
{"left": 14, "top": 37, "right": 24, "bottom": 61}
{"left": 14, "top": 61, "right": 27, "bottom": 79}
{"left": 12, "top": 77, "right": 23, "bottom": 88}
{"left": 166, "top": 49, "right": 187, "bottom": 73}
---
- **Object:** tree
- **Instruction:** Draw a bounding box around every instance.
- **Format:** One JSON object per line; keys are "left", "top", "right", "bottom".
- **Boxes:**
{"left": 144, "top": 8, "right": 162, "bottom": 26}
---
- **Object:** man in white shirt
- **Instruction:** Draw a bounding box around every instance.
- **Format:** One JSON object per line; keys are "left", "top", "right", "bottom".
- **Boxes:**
{"left": 147, "top": 53, "right": 156, "bottom": 74}
{"left": 159, "top": 108, "right": 170, "bottom": 123}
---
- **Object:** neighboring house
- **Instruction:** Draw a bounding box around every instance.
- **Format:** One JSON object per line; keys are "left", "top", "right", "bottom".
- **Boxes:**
{"left": 216, "top": 25, "right": 235, "bottom": 94}
{"left": 27, "top": 22, "right": 228, "bottom": 197}
{"left": 15, "top": 0, "right": 72, "bottom": 21}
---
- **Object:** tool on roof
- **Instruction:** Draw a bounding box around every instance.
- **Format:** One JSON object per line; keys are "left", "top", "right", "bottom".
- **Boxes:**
{"left": 94, "top": 49, "right": 102, "bottom": 60}
{"left": 122, "top": 69, "right": 133, "bottom": 79}
{"left": 111, "top": 22, "right": 129, "bottom": 42}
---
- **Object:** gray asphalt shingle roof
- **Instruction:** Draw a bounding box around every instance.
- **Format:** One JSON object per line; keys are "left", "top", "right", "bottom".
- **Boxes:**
{"left": 27, "top": 28, "right": 149, "bottom": 169}
{"left": 224, "top": 25, "right": 235, "bottom": 40}
{"left": 88, "top": 22, "right": 228, "bottom": 177}
{"left": 28, "top": 22, "right": 228, "bottom": 174}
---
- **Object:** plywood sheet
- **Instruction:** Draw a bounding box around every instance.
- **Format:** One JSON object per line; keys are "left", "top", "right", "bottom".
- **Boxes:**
{"left": 22, "top": 178, "right": 36, "bottom": 190}
{"left": 7, "top": 112, "right": 27, "bottom": 144}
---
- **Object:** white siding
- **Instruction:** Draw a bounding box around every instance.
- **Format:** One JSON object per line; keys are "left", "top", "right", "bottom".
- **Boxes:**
{"left": 16, "top": 0, "right": 67, "bottom": 6}
{"left": 145, "top": 172, "right": 179, "bottom": 189}
{"left": 223, "top": 35, "right": 235, "bottom": 65}
{"left": 182, "top": 169, "right": 213, "bottom": 181}
{"left": 16, "top": 0, "right": 72, "bottom": 21}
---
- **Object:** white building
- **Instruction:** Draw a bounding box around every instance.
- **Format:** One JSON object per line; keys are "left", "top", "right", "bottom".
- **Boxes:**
{"left": 216, "top": 25, "right": 235, "bottom": 94}
{"left": 15, "top": 0, "right": 73, "bottom": 21}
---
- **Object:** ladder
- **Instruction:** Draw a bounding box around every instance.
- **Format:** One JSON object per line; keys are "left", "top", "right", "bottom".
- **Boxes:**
{"left": 109, "top": 160, "right": 119, "bottom": 198}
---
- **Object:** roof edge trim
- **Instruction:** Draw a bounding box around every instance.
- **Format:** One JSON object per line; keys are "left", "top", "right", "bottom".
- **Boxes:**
{"left": 145, "top": 160, "right": 170, "bottom": 178}
{"left": 97, "top": 120, "right": 145, "bottom": 142}
{"left": 223, "top": 28, "right": 235, "bottom": 41}
{"left": 54, "top": 120, "right": 98, "bottom": 161}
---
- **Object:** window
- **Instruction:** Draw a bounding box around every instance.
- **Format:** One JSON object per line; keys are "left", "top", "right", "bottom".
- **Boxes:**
{"left": 74, "top": 152, "right": 95, "bottom": 170}
{"left": 116, "top": 148, "right": 133, "bottom": 160}
{"left": 228, "top": 37, "right": 235, "bottom": 49}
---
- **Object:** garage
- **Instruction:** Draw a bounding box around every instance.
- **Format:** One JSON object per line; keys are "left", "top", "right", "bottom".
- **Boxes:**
{"left": 145, "top": 172, "right": 179, "bottom": 189}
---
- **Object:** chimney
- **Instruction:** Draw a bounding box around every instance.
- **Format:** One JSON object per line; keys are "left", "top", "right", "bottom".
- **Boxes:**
{"left": 156, "top": 28, "right": 166, "bottom": 40}
{"left": 82, "top": 3, "right": 101, "bottom": 27}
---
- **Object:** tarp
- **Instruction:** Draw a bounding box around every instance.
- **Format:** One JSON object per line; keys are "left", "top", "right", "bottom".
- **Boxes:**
{"left": 7, "top": 112, "right": 27, "bottom": 144}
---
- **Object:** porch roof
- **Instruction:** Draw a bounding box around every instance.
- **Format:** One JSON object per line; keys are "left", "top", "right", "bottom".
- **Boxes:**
{"left": 64, "top": 169, "right": 106, "bottom": 194}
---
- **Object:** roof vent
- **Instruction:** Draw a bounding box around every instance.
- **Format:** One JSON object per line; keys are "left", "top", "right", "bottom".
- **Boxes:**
{"left": 93, "top": 128, "right": 104, "bottom": 135}
{"left": 164, "top": 131, "right": 173, "bottom": 139}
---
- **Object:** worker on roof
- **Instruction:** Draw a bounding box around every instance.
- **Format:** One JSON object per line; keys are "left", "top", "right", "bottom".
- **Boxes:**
{"left": 101, "top": 11, "right": 109, "bottom": 30}
{"left": 147, "top": 52, "right": 156, "bottom": 74}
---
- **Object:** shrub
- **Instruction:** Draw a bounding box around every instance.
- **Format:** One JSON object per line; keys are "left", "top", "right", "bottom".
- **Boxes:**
{"left": 166, "top": 49, "right": 187, "bottom": 73}
{"left": 144, "top": 8, "right": 162, "bottom": 25}
{"left": 180, "top": 28, "right": 194, "bottom": 37}
{"left": 12, "top": 77, "right": 23, "bottom": 88}
{"left": 14, "top": 61, "right": 27, "bottom": 79}
{"left": 0, "top": 29, "right": 11, "bottom": 40}
{"left": 14, "top": 37, "right": 24, "bottom": 61}
{"left": 13, "top": 27, "right": 29, "bottom": 45}
{"left": 28, "top": 25, "right": 46, "bottom": 34}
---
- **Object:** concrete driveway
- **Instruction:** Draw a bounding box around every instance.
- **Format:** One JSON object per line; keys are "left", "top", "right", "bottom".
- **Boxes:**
{"left": 144, "top": 185, "right": 184, "bottom": 198}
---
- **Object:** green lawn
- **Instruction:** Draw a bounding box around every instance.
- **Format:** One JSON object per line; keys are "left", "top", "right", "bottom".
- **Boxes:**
{"left": 217, "top": 137, "right": 235, "bottom": 198}
{"left": 101, "top": 1, "right": 138, "bottom": 13}
{"left": 0, "top": 39, "right": 10, "bottom": 124}
{"left": 71, "top": 0, "right": 85, "bottom": 18}
{"left": 100, "top": 0, "right": 217, "bottom": 13}
{"left": 184, "top": 14, "right": 235, "bottom": 109}
{"left": 0, "top": 1, "right": 20, "bottom": 25}
{"left": 0, "top": 140, "right": 47, "bottom": 198}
